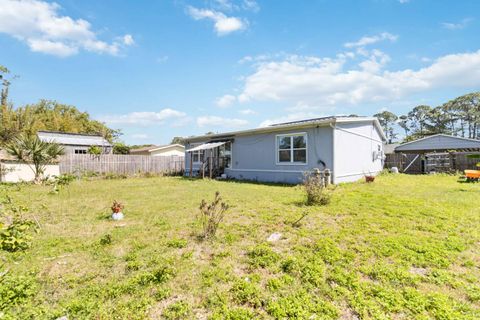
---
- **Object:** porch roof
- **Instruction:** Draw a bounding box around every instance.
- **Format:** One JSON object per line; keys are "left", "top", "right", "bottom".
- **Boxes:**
{"left": 186, "top": 142, "right": 226, "bottom": 152}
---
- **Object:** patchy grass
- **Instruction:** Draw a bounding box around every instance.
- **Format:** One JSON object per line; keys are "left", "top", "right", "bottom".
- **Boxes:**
{"left": 1, "top": 174, "right": 480, "bottom": 319}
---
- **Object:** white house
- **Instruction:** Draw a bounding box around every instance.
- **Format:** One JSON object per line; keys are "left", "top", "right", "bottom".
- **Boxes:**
{"left": 130, "top": 144, "right": 185, "bottom": 157}
{"left": 184, "top": 116, "right": 387, "bottom": 184}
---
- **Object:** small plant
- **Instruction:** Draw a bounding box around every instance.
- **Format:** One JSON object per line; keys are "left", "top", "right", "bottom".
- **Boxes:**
{"left": 111, "top": 200, "right": 124, "bottom": 213}
{"left": 166, "top": 238, "right": 187, "bottom": 248}
{"left": 303, "top": 171, "right": 331, "bottom": 205}
{"left": 0, "top": 197, "right": 37, "bottom": 252}
{"left": 198, "top": 191, "right": 229, "bottom": 240}
{"left": 99, "top": 234, "right": 112, "bottom": 245}
{"left": 290, "top": 212, "right": 309, "bottom": 227}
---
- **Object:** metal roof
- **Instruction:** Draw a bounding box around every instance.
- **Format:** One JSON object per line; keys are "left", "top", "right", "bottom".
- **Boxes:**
{"left": 186, "top": 142, "right": 226, "bottom": 152}
{"left": 185, "top": 116, "right": 386, "bottom": 142}
{"left": 395, "top": 134, "right": 480, "bottom": 153}
{"left": 37, "top": 131, "right": 112, "bottom": 147}
{"left": 130, "top": 144, "right": 185, "bottom": 153}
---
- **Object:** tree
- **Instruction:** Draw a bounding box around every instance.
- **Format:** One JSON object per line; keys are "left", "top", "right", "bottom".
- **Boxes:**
{"left": 407, "top": 105, "right": 432, "bottom": 138}
{"left": 88, "top": 145, "right": 102, "bottom": 155}
{"left": 373, "top": 110, "right": 398, "bottom": 143}
{"left": 0, "top": 64, "right": 10, "bottom": 107}
{"left": 6, "top": 135, "right": 64, "bottom": 183}
{"left": 113, "top": 142, "right": 130, "bottom": 154}
{"left": 170, "top": 136, "right": 185, "bottom": 145}
{"left": 398, "top": 115, "right": 410, "bottom": 138}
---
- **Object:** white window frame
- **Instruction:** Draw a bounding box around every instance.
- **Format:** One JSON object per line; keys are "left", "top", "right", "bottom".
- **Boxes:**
{"left": 190, "top": 143, "right": 204, "bottom": 164}
{"left": 275, "top": 132, "right": 308, "bottom": 165}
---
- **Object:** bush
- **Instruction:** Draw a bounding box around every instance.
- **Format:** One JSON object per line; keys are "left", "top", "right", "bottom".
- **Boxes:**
{"left": 0, "top": 273, "right": 37, "bottom": 310}
{"left": 247, "top": 244, "right": 280, "bottom": 269}
{"left": 198, "top": 191, "right": 229, "bottom": 240}
{"left": 303, "top": 170, "right": 332, "bottom": 205}
{"left": 1, "top": 219, "right": 37, "bottom": 252}
{"left": 0, "top": 197, "right": 37, "bottom": 252}
{"left": 230, "top": 279, "right": 263, "bottom": 308}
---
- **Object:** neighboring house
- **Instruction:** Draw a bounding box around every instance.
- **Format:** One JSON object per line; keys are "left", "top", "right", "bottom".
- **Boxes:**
{"left": 184, "top": 116, "right": 386, "bottom": 184}
{"left": 0, "top": 149, "right": 59, "bottom": 183}
{"left": 130, "top": 144, "right": 185, "bottom": 156}
{"left": 37, "top": 131, "right": 112, "bottom": 154}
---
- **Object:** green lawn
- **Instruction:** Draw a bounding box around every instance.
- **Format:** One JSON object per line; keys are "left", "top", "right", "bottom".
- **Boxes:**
{"left": 1, "top": 174, "right": 480, "bottom": 319}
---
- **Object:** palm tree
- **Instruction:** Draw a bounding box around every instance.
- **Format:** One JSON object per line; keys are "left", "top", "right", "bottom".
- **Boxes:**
{"left": 6, "top": 135, "right": 64, "bottom": 183}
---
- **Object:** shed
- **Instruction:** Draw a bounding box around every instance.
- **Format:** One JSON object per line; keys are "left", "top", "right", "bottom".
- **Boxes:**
{"left": 393, "top": 134, "right": 480, "bottom": 173}
{"left": 37, "top": 131, "right": 112, "bottom": 154}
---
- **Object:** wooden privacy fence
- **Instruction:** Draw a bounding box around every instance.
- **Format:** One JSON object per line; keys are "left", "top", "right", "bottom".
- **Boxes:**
{"left": 385, "top": 152, "right": 480, "bottom": 173}
{"left": 59, "top": 154, "right": 185, "bottom": 175}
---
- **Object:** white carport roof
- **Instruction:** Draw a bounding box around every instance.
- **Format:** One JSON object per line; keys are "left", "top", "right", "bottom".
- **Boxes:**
{"left": 186, "top": 142, "right": 226, "bottom": 152}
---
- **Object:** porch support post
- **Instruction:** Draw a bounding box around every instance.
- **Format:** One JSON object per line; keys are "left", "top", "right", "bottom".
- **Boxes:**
{"left": 209, "top": 155, "right": 213, "bottom": 179}
{"left": 189, "top": 152, "right": 193, "bottom": 177}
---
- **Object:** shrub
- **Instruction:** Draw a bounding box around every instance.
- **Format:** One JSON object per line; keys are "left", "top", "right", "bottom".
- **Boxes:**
{"left": 0, "top": 273, "right": 37, "bottom": 310}
{"left": 0, "top": 197, "right": 37, "bottom": 252}
{"left": 163, "top": 301, "right": 191, "bottom": 320}
{"left": 198, "top": 191, "right": 229, "bottom": 240}
{"left": 230, "top": 279, "right": 263, "bottom": 308}
{"left": 1, "top": 219, "right": 37, "bottom": 252}
{"left": 247, "top": 244, "right": 280, "bottom": 269}
{"left": 303, "top": 170, "right": 331, "bottom": 205}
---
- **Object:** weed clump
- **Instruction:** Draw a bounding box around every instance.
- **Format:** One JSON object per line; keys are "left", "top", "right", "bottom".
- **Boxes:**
{"left": 198, "top": 191, "right": 229, "bottom": 240}
{"left": 247, "top": 244, "right": 280, "bottom": 269}
{"left": 303, "top": 170, "right": 332, "bottom": 205}
{"left": 230, "top": 279, "right": 263, "bottom": 308}
{"left": 162, "top": 300, "right": 191, "bottom": 320}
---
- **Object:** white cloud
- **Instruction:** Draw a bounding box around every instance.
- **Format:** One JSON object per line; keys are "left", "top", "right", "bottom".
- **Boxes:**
{"left": 187, "top": 6, "right": 246, "bottom": 35}
{"left": 442, "top": 18, "right": 473, "bottom": 30}
{"left": 216, "top": 94, "right": 236, "bottom": 107}
{"left": 232, "top": 49, "right": 480, "bottom": 109}
{"left": 0, "top": 0, "right": 133, "bottom": 57}
{"left": 239, "top": 108, "right": 256, "bottom": 115}
{"left": 197, "top": 116, "right": 248, "bottom": 128}
{"left": 122, "top": 34, "right": 135, "bottom": 46}
{"left": 101, "top": 109, "right": 188, "bottom": 126}
{"left": 344, "top": 32, "right": 398, "bottom": 48}
{"left": 242, "top": 0, "right": 260, "bottom": 12}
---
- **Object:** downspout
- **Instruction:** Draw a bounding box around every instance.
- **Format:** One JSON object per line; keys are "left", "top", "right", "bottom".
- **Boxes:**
{"left": 329, "top": 122, "right": 336, "bottom": 184}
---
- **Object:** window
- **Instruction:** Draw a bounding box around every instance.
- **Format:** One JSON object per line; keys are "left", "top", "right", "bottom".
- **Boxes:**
{"left": 192, "top": 150, "right": 204, "bottom": 163}
{"left": 74, "top": 149, "right": 87, "bottom": 154}
{"left": 276, "top": 133, "right": 307, "bottom": 164}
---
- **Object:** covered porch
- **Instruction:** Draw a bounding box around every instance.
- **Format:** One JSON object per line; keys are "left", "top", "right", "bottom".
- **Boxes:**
{"left": 186, "top": 141, "right": 232, "bottom": 178}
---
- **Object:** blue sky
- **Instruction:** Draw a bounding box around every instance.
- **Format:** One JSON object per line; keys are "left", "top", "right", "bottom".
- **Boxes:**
{"left": 1, "top": 0, "right": 480, "bottom": 144}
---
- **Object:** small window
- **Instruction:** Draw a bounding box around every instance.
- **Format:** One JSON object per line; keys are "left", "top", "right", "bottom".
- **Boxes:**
{"left": 74, "top": 149, "right": 87, "bottom": 154}
{"left": 276, "top": 133, "right": 307, "bottom": 164}
{"left": 191, "top": 150, "right": 204, "bottom": 163}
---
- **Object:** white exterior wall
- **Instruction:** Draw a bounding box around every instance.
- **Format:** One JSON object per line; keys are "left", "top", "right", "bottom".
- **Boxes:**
{"left": 0, "top": 163, "right": 60, "bottom": 183}
{"left": 150, "top": 146, "right": 185, "bottom": 157}
{"left": 333, "top": 121, "right": 384, "bottom": 183}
